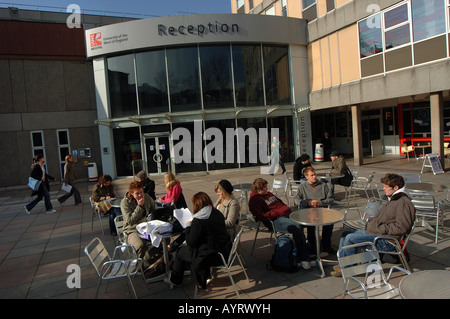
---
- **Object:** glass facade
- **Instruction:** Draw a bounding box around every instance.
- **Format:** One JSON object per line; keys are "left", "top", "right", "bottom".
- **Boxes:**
{"left": 106, "top": 43, "right": 294, "bottom": 175}
{"left": 411, "top": 0, "right": 446, "bottom": 42}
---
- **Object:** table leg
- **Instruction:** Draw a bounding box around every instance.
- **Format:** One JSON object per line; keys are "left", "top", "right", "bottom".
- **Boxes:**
{"left": 315, "top": 226, "right": 325, "bottom": 278}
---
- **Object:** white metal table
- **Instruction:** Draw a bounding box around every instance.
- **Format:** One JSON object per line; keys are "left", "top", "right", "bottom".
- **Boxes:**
{"left": 290, "top": 208, "right": 344, "bottom": 278}
{"left": 399, "top": 270, "right": 450, "bottom": 299}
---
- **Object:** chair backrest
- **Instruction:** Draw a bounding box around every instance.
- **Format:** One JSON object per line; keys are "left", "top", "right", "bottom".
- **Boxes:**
{"left": 114, "top": 215, "right": 127, "bottom": 243}
{"left": 349, "top": 167, "right": 359, "bottom": 179}
{"left": 226, "top": 226, "right": 244, "bottom": 266}
{"left": 410, "top": 192, "right": 436, "bottom": 211}
{"left": 400, "top": 173, "right": 421, "bottom": 184}
{"left": 363, "top": 197, "right": 385, "bottom": 220}
{"left": 366, "top": 171, "right": 376, "bottom": 185}
{"left": 272, "top": 178, "right": 288, "bottom": 196}
{"left": 84, "top": 237, "right": 111, "bottom": 277}
{"left": 175, "top": 192, "right": 187, "bottom": 209}
{"left": 374, "top": 182, "right": 385, "bottom": 199}
{"left": 338, "top": 242, "right": 387, "bottom": 285}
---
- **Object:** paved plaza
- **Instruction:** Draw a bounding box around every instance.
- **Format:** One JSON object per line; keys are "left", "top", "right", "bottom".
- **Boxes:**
{"left": 0, "top": 155, "right": 449, "bottom": 300}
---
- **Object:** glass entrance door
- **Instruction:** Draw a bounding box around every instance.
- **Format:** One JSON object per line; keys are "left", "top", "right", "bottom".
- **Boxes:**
{"left": 145, "top": 135, "right": 171, "bottom": 175}
{"left": 362, "top": 117, "right": 381, "bottom": 155}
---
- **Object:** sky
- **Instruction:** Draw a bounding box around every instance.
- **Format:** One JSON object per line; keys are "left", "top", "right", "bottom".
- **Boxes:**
{"left": 1, "top": 1, "right": 232, "bottom": 17}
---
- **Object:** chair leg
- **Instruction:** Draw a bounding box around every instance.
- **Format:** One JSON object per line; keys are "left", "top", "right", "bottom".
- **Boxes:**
{"left": 126, "top": 275, "right": 138, "bottom": 299}
{"left": 250, "top": 223, "right": 261, "bottom": 256}
{"left": 225, "top": 268, "right": 240, "bottom": 298}
{"left": 236, "top": 254, "right": 250, "bottom": 282}
{"left": 95, "top": 278, "right": 102, "bottom": 299}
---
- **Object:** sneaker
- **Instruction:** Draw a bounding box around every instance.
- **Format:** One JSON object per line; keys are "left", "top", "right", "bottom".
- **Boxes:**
{"left": 24, "top": 206, "right": 30, "bottom": 215}
{"left": 299, "top": 261, "right": 311, "bottom": 270}
{"left": 46, "top": 209, "right": 56, "bottom": 214}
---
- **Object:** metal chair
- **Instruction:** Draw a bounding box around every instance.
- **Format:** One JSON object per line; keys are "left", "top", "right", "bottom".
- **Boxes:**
{"left": 287, "top": 179, "right": 303, "bottom": 207}
{"left": 90, "top": 196, "right": 104, "bottom": 235}
{"left": 345, "top": 171, "right": 376, "bottom": 204}
{"left": 337, "top": 241, "right": 411, "bottom": 299}
{"left": 374, "top": 223, "right": 415, "bottom": 272}
{"left": 114, "top": 215, "right": 127, "bottom": 246}
{"left": 400, "top": 143, "right": 416, "bottom": 160}
{"left": 195, "top": 226, "right": 249, "bottom": 298}
{"left": 400, "top": 173, "right": 421, "bottom": 184}
{"left": 348, "top": 167, "right": 359, "bottom": 179}
{"left": 271, "top": 177, "right": 288, "bottom": 202}
{"left": 343, "top": 197, "right": 386, "bottom": 231}
{"left": 84, "top": 237, "right": 145, "bottom": 299}
{"left": 410, "top": 191, "right": 442, "bottom": 243}
{"left": 248, "top": 213, "right": 274, "bottom": 256}
{"left": 373, "top": 182, "right": 385, "bottom": 200}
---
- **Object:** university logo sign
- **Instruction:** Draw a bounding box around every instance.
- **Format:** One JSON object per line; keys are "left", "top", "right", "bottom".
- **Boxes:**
{"left": 90, "top": 32, "right": 102, "bottom": 49}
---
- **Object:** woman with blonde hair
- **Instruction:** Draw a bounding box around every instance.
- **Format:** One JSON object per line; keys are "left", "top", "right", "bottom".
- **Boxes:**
{"left": 157, "top": 172, "right": 186, "bottom": 208}
{"left": 166, "top": 192, "right": 231, "bottom": 288}
{"left": 214, "top": 179, "right": 240, "bottom": 240}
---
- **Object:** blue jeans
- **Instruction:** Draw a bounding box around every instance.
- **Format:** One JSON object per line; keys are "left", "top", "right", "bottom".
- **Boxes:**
{"left": 339, "top": 229, "right": 394, "bottom": 257}
{"left": 108, "top": 207, "right": 122, "bottom": 235}
{"left": 26, "top": 184, "right": 53, "bottom": 212}
{"left": 273, "top": 216, "right": 309, "bottom": 261}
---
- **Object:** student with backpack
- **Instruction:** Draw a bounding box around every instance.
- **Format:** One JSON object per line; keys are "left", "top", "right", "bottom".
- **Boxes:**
{"left": 248, "top": 178, "right": 313, "bottom": 270}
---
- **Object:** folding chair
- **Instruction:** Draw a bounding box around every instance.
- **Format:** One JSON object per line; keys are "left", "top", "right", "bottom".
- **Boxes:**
{"left": 271, "top": 178, "right": 288, "bottom": 202}
{"left": 410, "top": 191, "right": 441, "bottom": 243}
{"left": 90, "top": 196, "right": 104, "bottom": 235}
{"left": 345, "top": 171, "right": 376, "bottom": 204}
{"left": 114, "top": 215, "right": 127, "bottom": 246}
{"left": 194, "top": 226, "right": 249, "bottom": 298}
{"left": 84, "top": 237, "right": 145, "bottom": 299}
{"left": 343, "top": 197, "right": 386, "bottom": 231}
{"left": 337, "top": 241, "right": 411, "bottom": 299}
{"left": 374, "top": 223, "right": 415, "bottom": 272}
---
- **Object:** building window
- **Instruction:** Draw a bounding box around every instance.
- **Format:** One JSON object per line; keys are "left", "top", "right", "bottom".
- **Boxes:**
{"left": 166, "top": 47, "right": 202, "bottom": 113}
{"left": 265, "top": 5, "right": 275, "bottom": 16}
{"left": 57, "top": 130, "right": 71, "bottom": 179}
{"left": 302, "top": 0, "right": 316, "bottom": 9}
{"left": 113, "top": 127, "right": 141, "bottom": 177}
{"left": 232, "top": 44, "right": 264, "bottom": 107}
{"left": 107, "top": 54, "right": 138, "bottom": 118}
{"left": 281, "top": 0, "right": 287, "bottom": 16}
{"left": 236, "top": 0, "right": 245, "bottom": 13}
{"left": 200, "top": 45, "right": 234, "bottom": 109}
{"left": 136, "top": 50, "right": 169, "bottom": 115}
{"left": 411, "top": 0, "right": 446, "bottom": 42}
{"left": 384, "top": 3, "right": 410, "bottom": 50}
{"left": 326, "top": 0, "right": 335, "bottom": 12}
{"left": 263, "top": 45, "right": 291, "bottom": 105}
{"left": 359, "top": 12, "right": 383, "bottom": 58}
{"left": 31, "top": 131, "right": 47, "bottom": 170}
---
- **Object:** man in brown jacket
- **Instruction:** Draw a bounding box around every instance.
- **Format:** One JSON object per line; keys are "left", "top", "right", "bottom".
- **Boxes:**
{"left": 332, "top": 173, "right": 415, "bottom": 276}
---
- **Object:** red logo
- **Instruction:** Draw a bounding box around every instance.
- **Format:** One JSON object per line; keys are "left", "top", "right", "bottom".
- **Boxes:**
{"left": 90, "top": 32, "right": 102, "bottom": 48}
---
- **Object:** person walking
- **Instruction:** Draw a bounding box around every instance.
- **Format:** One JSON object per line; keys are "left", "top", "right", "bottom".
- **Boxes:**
{"left": 57, "top": 155, "right": 82, "bottom": 206}
{"left": 24, "top": 154, "right": 56, "bottom": 214}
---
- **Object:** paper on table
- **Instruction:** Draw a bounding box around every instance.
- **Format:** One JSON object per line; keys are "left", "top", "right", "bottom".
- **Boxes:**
{"left": 174, "top": 208, "right": 193, "bottom": 228}
{"left": 61, "top": 184, "right": 72, "bottom": 193}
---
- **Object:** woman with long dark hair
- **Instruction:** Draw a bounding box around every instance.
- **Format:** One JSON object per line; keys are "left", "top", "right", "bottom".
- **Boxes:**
{"left": 24, "top": 154, "right": 56, "bottom": 214}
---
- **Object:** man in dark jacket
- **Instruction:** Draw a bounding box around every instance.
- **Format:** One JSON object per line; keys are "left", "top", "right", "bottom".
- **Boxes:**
{"left": 332, "top": 173, "right": 415, "bottom": 276}
{"left": 137, "top": 170, "right": 156, "bottom": 200}
{"left": 293, "top": 153, "right": 311, "bottom": 183}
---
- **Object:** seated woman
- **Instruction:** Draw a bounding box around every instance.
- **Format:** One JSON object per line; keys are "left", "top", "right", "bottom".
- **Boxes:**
{"left": 121, "top": 181, "right": 156, "bottom": 268}
{"left": 157, "top": 172, "right": 184, "bottom": 208}
{"left": 248, "top": 178, "right": 313, "bottom": 269}
{"left": 167, "top": 192, "right": 232, "bottom": 288}
{"left": 91, "top": 174, "right": 121, "bottom": 235}
{"left": 214, "top": 179, "right": 240, "bottom": 240}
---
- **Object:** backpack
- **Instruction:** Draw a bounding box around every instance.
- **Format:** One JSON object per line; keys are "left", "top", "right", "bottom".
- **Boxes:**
{"left": 267, "top": 235, "right": 298, "bottom": 272}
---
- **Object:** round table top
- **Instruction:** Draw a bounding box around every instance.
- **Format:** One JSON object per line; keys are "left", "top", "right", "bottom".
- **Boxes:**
{"left": 110, "top": 199, "right": 122, "bottom": 207}
{"left": 290, "top": 208, "right": 344, "bottom": 227}
{"left": 233, "top": 183, "right": 252, "bottom": 191}
{"left": 400, "top": 270, "right": 450, "bottom": 299}
{"left": 406, "top": 182, "right": 448, "bottom": 192}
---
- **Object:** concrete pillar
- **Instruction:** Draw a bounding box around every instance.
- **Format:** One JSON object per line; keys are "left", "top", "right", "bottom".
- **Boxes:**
{"left": 351, "top": 105, "right": 363, "bottom": 166}
{"left": 430, "top": 92, "right": 444, "bottom": 166}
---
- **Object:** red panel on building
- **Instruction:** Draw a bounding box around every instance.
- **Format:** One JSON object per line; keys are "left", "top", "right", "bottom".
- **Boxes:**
{"left": 0, "top": 20, "right": 86, "bottom": 60}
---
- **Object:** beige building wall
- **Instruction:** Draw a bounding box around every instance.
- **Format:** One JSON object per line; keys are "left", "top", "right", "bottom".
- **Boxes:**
{"left": 308, "top": 23, "right": 360, "bottom": 91}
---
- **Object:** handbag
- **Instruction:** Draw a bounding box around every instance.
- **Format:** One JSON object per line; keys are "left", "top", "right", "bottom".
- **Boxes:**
{"left": 27, "top": 177, "right": 42, "bottom": 191}
{"left": 97, "top": 200, "right": 112, "bottom": 213}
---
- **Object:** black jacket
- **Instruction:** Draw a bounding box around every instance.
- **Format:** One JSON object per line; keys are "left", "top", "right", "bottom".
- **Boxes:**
{"left": 293, "top": 157, "right": 311, "bottom": 182}
{"left": 185, "top": 207, "right": 232, "bottom": 288}
{"left": 29, "top": 164, "right": 55, "bottom": 195}
{"left": 142, "top": 178, "right": 156, "bottom": 200}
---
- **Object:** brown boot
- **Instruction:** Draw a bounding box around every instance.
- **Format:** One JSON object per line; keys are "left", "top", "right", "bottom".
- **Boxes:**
{"left": 331, "top": 265, "right": 342, "bottom": 277}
